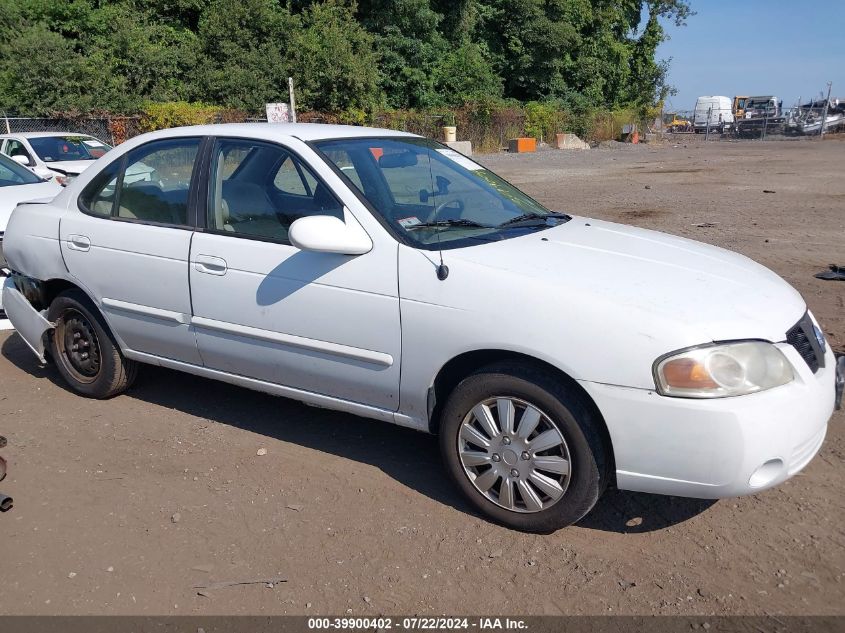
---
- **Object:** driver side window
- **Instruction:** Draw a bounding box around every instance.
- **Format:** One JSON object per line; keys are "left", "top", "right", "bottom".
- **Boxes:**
{"left": 208, "top": 139, "right": 343, "bottom": 243}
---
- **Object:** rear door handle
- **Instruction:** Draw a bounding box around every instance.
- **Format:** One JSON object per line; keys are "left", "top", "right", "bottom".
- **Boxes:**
{"left": 194, "top": 254, "right": 228, "bottom": 276}
{"left": 67, "top": 234, "right": 91, "bottom": 252}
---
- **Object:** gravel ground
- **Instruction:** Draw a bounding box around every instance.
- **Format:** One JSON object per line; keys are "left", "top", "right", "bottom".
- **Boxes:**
{"left": 0, "top": 136, "right": 842, "bottom": 616}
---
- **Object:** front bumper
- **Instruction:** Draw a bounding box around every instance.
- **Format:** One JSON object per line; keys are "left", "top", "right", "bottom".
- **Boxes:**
{"left": 580, "top": 342, "right": 837, "bottom": 499}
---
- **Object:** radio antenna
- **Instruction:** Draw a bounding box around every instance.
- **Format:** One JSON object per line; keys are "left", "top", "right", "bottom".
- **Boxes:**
{"left": 428, "top": 146, "right": 449, "bottom": 281}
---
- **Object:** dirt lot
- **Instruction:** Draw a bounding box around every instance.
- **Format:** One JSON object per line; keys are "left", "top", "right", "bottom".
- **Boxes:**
{"left": 0, "top": 137, "right": 843, "bottom": 616}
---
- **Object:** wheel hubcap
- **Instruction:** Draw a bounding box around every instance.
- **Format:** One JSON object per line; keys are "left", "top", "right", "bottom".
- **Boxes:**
{"left": 457, "top": 396, "right": 571, "bottom": 513}
{"left": 57, "top": 309, "right": 101, "bottom": 383}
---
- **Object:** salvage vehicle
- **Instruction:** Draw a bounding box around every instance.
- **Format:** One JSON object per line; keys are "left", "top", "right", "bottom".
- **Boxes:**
{"left": 663, "top": 112, "right": 692, "bottom": 133}
{"left": 0, "top": 133, "right": 151, "bottom": 186}
{"left": 692, "top": 96, "right": 734, "bottom": 133}
{"left": 732, "top": 95, "right": 750, "bottom": 120}
{"left": 2, "top": 124, "right": 842, "bottom": 532}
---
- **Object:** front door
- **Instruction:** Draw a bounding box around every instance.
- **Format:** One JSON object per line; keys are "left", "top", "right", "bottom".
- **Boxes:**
{"left": 189, "top": 137, "right": 401, "bottom": 410}
{"left": 60, "top": 137, "right": 203, "bottom": 364}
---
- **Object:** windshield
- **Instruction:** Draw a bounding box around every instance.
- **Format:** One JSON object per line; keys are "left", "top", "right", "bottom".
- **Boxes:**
{"left": 28, "top": 136, "right": 112, "bottom": 163}
{"left": 314, "top": 137, "right": 568, "bottom": 249}
{"left": 0, "top": 152, "right": 42, "bottom": 187}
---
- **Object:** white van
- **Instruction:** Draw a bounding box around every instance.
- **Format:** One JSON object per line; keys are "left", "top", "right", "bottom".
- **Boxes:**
{"left": 693, "top": 96, "right": 734, "bottom": 133}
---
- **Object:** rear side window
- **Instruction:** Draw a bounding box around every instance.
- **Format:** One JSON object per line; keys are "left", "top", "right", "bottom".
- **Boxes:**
{"left": 78, "top": 138, "right": 200, "bottom": 226}
{"left": 79, "top": 159, "right": 122, "bottom": 217}
{"left": 117, "top": 139, "right": 199, "bottom": 225}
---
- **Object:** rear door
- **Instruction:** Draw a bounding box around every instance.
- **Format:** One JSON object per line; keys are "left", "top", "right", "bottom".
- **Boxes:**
{"left": 60, "top": 137, "right": 204, "bottom": 364}
{"left": 189, "top": 136, "right": 401, "bottom": 410}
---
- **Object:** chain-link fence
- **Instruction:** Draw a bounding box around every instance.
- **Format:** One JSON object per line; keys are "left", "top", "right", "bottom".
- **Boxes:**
{"left": 1, "top": 114, "right": 143, "bottom": 145}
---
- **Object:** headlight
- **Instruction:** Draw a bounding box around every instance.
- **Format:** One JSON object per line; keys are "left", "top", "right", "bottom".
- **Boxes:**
{"left": 654, "top": 341, "right": 794, "bottom": 398}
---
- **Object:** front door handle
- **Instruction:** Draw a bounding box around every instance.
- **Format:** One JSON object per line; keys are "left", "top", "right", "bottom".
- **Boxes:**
{"left": 194, "top": 254, "right": 228, "bottom": 276}
{"left": 67, "top": 234, "right": 91, "bottom": 252}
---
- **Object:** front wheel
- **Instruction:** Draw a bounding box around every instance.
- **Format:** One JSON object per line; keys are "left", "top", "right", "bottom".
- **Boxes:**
{"left": 48, "top": 289, "right": 137, "bottom": 398}
{"left": 439, "top": 362, "right": 609, "bottom": 533}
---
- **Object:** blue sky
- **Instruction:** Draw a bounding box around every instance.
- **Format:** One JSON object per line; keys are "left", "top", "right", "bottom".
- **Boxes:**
{"left": 656, "top": 1, "right": 845, "bottom": 111}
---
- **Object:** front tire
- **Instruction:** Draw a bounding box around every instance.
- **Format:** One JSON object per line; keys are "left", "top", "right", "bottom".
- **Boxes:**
{"left": 439, "top": 362, "right": 609, "bottom": 533}
{"left": 48, "top": 289, "right": 137, "bottom": 398}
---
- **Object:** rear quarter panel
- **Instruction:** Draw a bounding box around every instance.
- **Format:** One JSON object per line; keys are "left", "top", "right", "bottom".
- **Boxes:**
{"left": 4, "top": 200, "right": 68, "bottom": 280}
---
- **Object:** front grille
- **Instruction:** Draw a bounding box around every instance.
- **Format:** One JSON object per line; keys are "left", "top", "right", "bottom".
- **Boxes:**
{"left": 786, "top": 314, "right": 822, "bottom": 373}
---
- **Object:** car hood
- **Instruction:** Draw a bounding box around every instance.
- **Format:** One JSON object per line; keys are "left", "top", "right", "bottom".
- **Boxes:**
{"left": 0, "top": 181, "right": 63, "bottom": 231}
{"left": 43, "top": 159, "right": 98, "bottom": 175}
{"left": 448, "top": 217, "right": 805, "bottom": 345}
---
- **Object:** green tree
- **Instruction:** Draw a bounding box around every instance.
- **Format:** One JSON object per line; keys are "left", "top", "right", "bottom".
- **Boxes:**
{"left": 432, "top": 42, "right": 503, "bottom": 105}
{"left": 357, "top": 0, "right": 448, "bottom": 108}
{"left": 0, "top": 25, "right": 94, "bottom": 114}
{"left": 0, "top": 0, "right": 694, "bottom": 115}
{"left": 85, "top": 2, "right": 199, "bottom": 111}
{"left": 287, "top": 1, "right": 382, "bottom": 112}
{"left": 473, "top": 0, "right": 579, "bottom": 101}
{"left": 196, "top": 0, "right": 295, "bottom": 110}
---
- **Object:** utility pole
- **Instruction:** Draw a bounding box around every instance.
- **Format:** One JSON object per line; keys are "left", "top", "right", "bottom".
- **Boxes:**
{"left": 819, "top": 81, "right": 832, "bottom": 139}
{"left": 288, "top": 77, "right": 297, "bottom": 124}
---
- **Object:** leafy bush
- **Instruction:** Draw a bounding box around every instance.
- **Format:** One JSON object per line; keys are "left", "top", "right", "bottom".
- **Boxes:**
{"left": 139, "top": 102, "right": 222, "bottom": 132}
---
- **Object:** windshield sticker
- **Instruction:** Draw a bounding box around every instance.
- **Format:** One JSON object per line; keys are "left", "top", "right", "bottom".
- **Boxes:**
{"left": 397, "top": 216, "right": 422, "bottom": 229}
{"left": 436, "top": 149, "right": 483, "bottom": 171}
{"left": 84, "top": 140, "right": 106, "bottom": 147}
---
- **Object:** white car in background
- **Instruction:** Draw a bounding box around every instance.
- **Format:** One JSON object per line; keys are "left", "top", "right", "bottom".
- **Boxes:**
{"left": 0, "top": 132, "right": 151, "bottom": 186}
{"left": 0, "top": 133, "right": 112, "bottom": 184}
{"left": 1, "top": 124, "right": 841, "bottom": 532}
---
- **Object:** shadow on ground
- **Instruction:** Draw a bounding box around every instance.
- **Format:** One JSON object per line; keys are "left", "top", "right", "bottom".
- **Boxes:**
{"left": 2, "top": 331, "right": 716, "bottom": 533}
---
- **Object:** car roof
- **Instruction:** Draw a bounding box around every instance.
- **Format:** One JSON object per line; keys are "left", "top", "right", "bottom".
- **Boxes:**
{"left": 0, "top": 132, "right": 101, "bottom": 139}
{"left": 131, "top": 123, "right": 420, "bottom": 143}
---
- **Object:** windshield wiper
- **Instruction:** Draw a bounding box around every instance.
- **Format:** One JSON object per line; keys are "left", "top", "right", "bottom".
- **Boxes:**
{"left": 406, "top": 219, "right": 492, "bottom": 230}
{"left": 498, "top": 212, "right": 570, "bottom": 228}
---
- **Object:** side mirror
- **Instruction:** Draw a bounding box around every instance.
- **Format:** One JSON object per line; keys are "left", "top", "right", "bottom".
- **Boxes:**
{"left": 288, "top": 214, "right": 372, "bottom": 256}
{"left": 11, "top": 155, "right": 31, "bottom": 167}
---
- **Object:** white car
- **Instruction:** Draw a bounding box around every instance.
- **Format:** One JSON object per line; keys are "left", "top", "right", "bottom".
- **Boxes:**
{"left": 0, "top": 133, "right": 113, "bottom": 184}
{"left": 0, "top": 152, "right": 62, "bottom": 270}
{"left": 2, "top": 124, "right": 841, "bottom": 532}
{"left": 0, "top": 132, "right": 152, "bottom": 186}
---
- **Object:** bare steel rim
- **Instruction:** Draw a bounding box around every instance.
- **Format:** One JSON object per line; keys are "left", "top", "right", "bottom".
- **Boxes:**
{"left": 457, "top": 396, "right": 571, "bottom": 513}
{"left": 55, "top": 308, "right": 102, "bottom": 385}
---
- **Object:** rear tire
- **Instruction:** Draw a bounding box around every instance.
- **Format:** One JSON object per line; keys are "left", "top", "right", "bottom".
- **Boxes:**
{"left": 439, "top": 361, "right": 609, "bottom": 533}
{"left": 48, "top": 289, "right": 137, "bottom": 398}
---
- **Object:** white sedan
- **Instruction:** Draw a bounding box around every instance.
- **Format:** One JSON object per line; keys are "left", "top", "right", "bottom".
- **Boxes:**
{"left": 0, "top": 133, "right": 112, "bottom": 184}
{"left": 0, "top": 132, "right": 152, "bottom": 186}
{"left": 2, "top": 124, "right": 841, "bottom": 532}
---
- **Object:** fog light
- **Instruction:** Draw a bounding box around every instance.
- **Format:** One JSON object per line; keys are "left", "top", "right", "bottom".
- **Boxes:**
{"left": 748, "top": 459, "right": 784, "bottom": 488}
